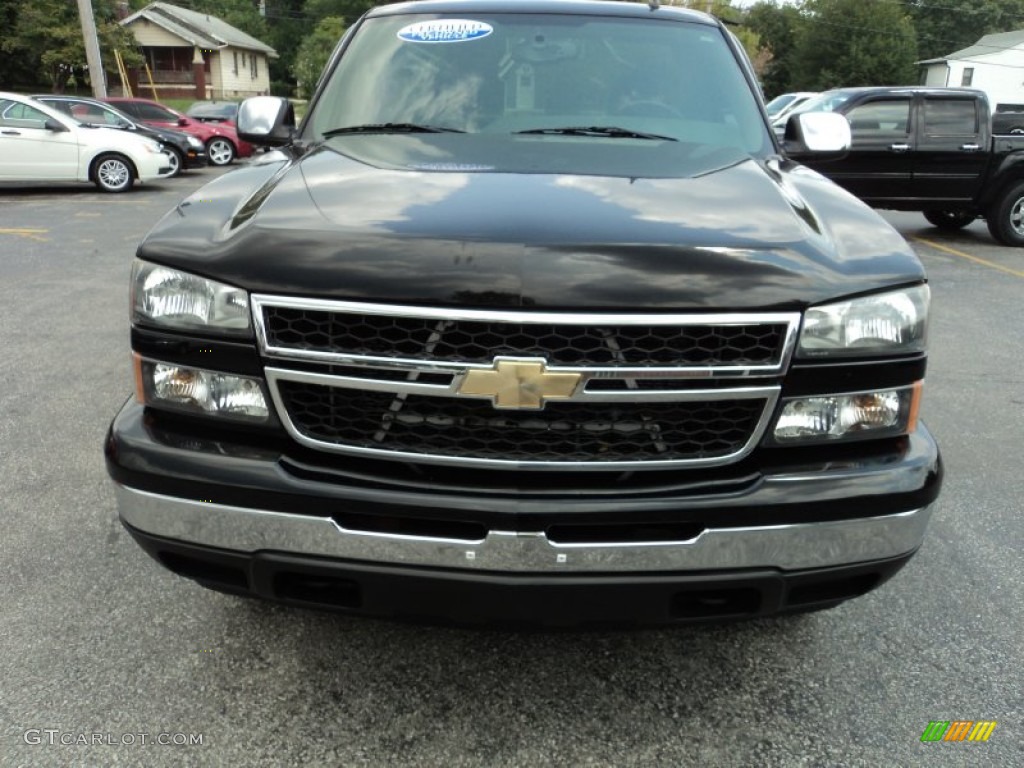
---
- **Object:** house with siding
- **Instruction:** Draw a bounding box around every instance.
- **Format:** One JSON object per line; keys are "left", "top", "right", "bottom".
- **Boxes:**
{"left": 119, "top": 2, "right": 277, "bottom": 100}
{"left": 919, "top": 31, "right": 1024, "bottom": 110}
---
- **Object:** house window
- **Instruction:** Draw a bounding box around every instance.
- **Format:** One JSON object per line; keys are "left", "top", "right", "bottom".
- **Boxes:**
{"left": 251, "top": 55, "right": 258, "bottom": 78}
{"left": 962, "top": 68, "right": 974, "bottom": 87}
{"left": 233, "top": 51, "right": 238, "bottom": 74}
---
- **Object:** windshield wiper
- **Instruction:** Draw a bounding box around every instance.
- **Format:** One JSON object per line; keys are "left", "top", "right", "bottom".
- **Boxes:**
{"left": 322, "top": 123, "right": 465, "bottom": 137}
{"left": 514, "top": 126, "right": 677, "bottom": 141}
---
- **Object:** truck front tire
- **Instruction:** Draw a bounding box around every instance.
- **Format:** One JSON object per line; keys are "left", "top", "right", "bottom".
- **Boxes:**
{"left": 923, "top": 209, "right": 975, "bottom": 230}
{"left": 986, "top": 181, "right": 1024, "bottom": 246}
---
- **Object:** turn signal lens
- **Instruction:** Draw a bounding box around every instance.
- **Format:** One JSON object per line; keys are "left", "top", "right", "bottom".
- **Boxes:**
{"left": 772, "top": 383, "right": 921, "bottom": 444}
{"left": 137, "top": 358, "right": 269, "bottom": 422}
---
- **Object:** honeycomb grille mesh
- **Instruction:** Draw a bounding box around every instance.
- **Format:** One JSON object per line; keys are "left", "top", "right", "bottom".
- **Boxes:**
{"left": 263, "top": 308, "right": 787, "bottom": 367}
{"left": 277, "top": 382, "right": 766, "bottom": 463}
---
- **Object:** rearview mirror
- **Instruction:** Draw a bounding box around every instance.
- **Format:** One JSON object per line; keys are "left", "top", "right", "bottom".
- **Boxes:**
{"left": 782, "top": 112, "right": 850, "bottom": 161}
{"left": 237, "top": 96, "right": 295, "bottom": 147}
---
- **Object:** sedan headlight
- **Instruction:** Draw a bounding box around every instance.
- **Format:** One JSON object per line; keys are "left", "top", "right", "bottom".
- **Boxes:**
{"left": 798, "top": 285, "right": 929, "bottom": 358}
{"left": 132, "top": 260, "right": 250, "bottom": 335}
{"left": 187, "top": 136, "right": 204, "bottom": 149}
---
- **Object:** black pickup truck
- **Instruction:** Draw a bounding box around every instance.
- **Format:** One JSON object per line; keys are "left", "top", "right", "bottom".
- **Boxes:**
{"left": 104, "top": 0, "right": 941, "bottom": 626}
{"left": 787, "top": 86, "right": 1024, "bottom": 245}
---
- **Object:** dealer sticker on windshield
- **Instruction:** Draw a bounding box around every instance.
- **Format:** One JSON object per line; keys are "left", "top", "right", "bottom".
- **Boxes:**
{"left": 397, "top": 20, "right": 493, "bottom": 43}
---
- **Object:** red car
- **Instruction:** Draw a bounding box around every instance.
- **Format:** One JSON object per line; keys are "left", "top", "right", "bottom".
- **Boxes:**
{"left": 104, "top": 97, "right": 253, "bottom": 166}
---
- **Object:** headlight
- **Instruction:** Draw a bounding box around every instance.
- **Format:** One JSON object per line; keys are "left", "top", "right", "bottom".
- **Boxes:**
{"left": 770, "top": 383, "right": 921, "bottom": 444}
{"left": 798, "top": 285, "right": 929, "bottom": 358}
{"left": 132, "top": 260, "right": 250, "bottom": 336}
{"left": 134, "top": 356, "right": 269, "bottom": 422}
{"left": 187, "top": 136, "right": 204, "bottom": 149}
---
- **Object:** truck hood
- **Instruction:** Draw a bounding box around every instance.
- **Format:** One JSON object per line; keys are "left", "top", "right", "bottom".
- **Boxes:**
{"left": 139, "top": 135, "right": 923, "bottom": 310}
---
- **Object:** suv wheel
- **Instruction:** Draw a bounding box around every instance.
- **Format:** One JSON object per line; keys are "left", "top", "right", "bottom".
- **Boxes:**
{"left": 923, "top": 209, "right": 975, "bottom": 230}
{"left": 93, "top": 154, "right": 135, "bottom": 193}
{"left": 986, "top": 181, "right": 1024, "bottom": 246}
{"left": 206, "top": 137, "right": 235, "bottom": 166}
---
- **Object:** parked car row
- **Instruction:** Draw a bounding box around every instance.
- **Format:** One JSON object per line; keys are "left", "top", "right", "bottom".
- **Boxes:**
{"left": 0, "top": 93, "right": 250, "bottom": 193}
{"left": 35, "top": 95, "right": 206, "bottom": 177}
{"left": 186, "top": 100, "right": 240, "bottom": 125}
{"left": 764, "top": 90, "right": 817, "bottom": 127}
{"left": 106, "top": 97, "right": 253, "bottom": 166}
{"left": 0, "top": 91, "right": 173, "bottom": 192}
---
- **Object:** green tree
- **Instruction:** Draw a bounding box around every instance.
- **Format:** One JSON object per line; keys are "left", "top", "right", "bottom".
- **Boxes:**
{"left": 292, "top": 15, "right": 347, "bottom": 97}
{"left": 792, "top": 0, "right": 918, "bottom": 89}
{"left": 262, "top": 0, "right": 308, "bottom": 94}
{"left": 910, "top": 0, "right": 1024, "bottom": 61}
{"left": 1, "top": 0, "right": 142, "bottom": 92}
{"left": 304, "top": 0, "right": 377, "bottom": 24}
{"left": 0, "top": 0, "right": 41, "bottom": 89}
{"left": 744, "top": 1, "right": 805, "bottom": 97}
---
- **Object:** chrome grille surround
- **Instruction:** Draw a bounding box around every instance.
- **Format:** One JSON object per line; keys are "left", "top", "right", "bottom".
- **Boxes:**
{"left": 253, "top": 296, "right": 800, "bottom": 470}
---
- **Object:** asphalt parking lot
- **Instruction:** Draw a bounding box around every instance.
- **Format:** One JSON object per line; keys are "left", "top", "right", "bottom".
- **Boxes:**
{"left": 1, "top": 166, "right": 1021, "bottom": 767}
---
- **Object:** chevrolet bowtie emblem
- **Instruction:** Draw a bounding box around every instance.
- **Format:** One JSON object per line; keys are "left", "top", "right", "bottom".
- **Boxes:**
{"left": 458, "top": 358, "right": 582, "bottom": 409}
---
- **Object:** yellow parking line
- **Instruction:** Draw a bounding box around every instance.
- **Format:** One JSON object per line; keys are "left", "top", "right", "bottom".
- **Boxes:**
{"left": 913, "top": 236, "right": 1024, "bottom": 278}
{"left": 0, "top": 227, "right": 48, "bottom": 241}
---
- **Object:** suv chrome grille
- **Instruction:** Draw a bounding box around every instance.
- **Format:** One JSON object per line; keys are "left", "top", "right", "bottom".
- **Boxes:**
{"left": 263, "top": 306, "right": 788, "bottom": 366}
{"left": 277, "top": 382, "right": 767, "bottom": 464}
{"left": 254, "top": 297, "right": 799, "bottom": 470}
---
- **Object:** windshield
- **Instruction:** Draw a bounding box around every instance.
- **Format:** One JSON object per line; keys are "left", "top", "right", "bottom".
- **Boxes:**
{"left": 307, "top": 13, "right": 771, "bottom": 155}
{"left": 781, "top": 90, "right": 856, "bottom": 120}
{"left": 764, "top": 93, "right": 797, "bottom": 115}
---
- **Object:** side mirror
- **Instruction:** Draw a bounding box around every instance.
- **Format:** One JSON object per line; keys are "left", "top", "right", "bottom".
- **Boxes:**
{"left": 782, "top": 112, "right": 850, "bottom": 162}
{"left": 178, "top": 117, "right": 188, "bottom": 127}
{"left": 44, "top": 118, "right": 70, "bottom": 133}
{"left": 237, "top": 96, "right": 295, "bottom": 147}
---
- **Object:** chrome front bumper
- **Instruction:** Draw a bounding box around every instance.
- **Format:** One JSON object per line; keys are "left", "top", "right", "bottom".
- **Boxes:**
{"left": 115, "top": 483, "right": 932, "bottom": 574}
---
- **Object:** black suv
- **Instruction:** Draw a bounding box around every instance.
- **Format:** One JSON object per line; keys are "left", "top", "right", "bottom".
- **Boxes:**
{"left": 106, "top": 0, "right": 942, "bottom": 626}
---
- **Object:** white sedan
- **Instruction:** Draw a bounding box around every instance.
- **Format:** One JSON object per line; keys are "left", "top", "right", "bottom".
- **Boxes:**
{"left": 0, "top": 91, "right": 172, "bottom": 192}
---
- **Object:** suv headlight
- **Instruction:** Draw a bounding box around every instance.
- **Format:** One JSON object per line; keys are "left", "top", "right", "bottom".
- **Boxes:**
{"left": 797, "top": 285, "right": 929, "bottom": 358}
{"left": 131, "top": 260, "right": 250, "bottom": 336}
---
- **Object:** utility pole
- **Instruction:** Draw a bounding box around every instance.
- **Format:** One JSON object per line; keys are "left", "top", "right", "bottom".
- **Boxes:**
{"left": 76, "top": 0, "right": 107, "bottom": 97}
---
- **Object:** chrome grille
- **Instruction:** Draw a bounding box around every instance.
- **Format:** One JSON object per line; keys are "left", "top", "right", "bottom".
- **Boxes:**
{"left": 261, "top": 305, "right": 789, "bottom": 367}
{"left": 277, "top": 382, "right": 767, "bottom": 463}
{"left": 254, "top": 297, "right": 799, "bottom": 470}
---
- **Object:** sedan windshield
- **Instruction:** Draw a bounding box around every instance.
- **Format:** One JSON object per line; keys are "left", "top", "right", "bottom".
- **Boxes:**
{"left": 784, "top": 90, "right": 856, "bottom": 118}
{"left": 307, "top": 13, "right": 771, "bottom": 155}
